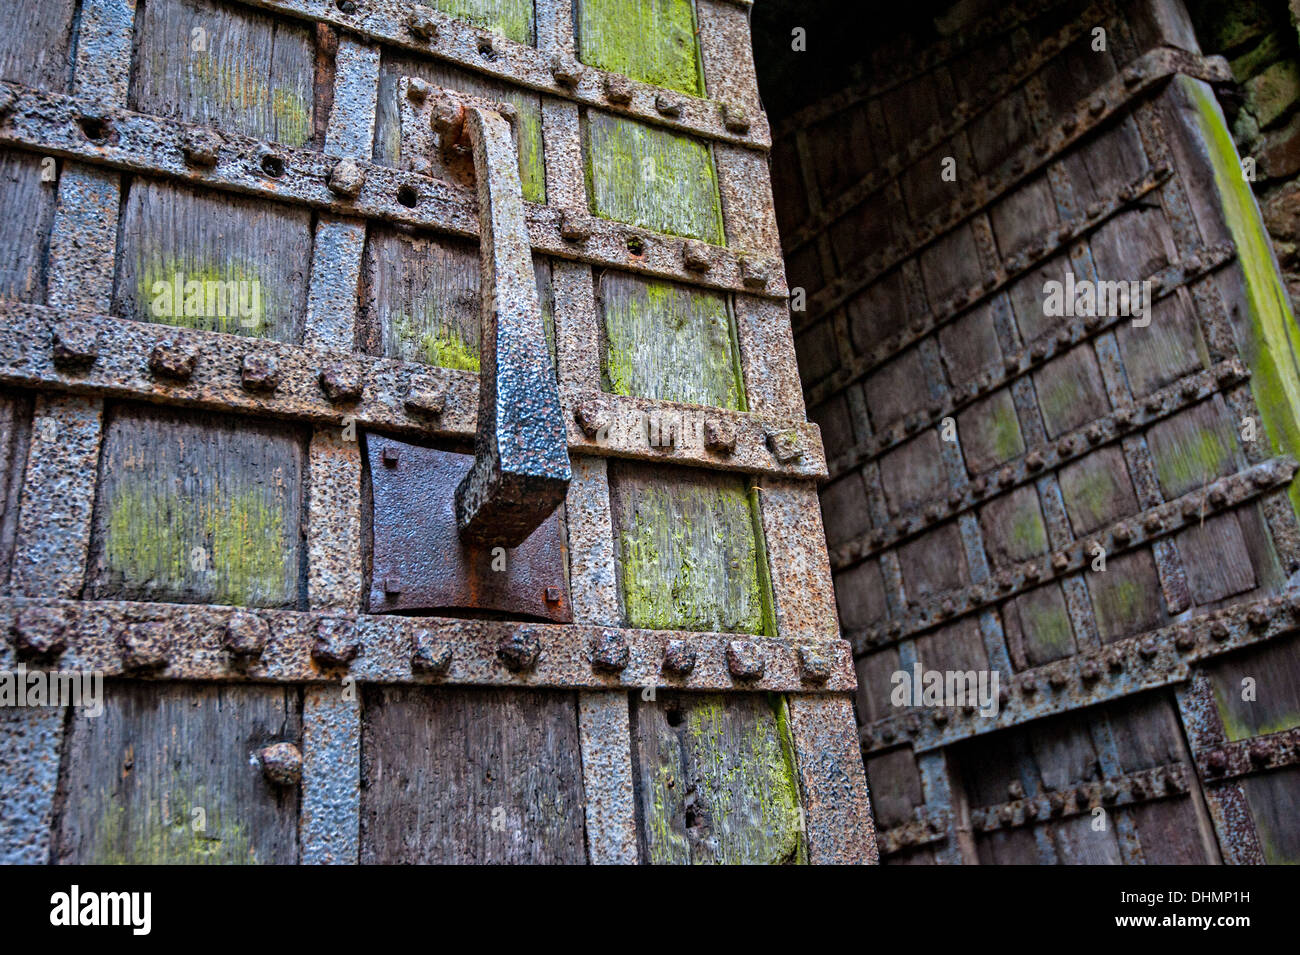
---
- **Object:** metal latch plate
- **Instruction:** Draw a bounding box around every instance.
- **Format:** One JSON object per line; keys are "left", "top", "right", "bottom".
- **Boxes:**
{"left": 367, "top": 434, "right": 571, "bottom": 622}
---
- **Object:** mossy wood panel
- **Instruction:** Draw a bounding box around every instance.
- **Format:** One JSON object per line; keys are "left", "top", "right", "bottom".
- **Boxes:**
{"left": 374, "top": 53, "right": 546, "bottom": 203}
{"left": 576, "top": 0, "right": 702, "bottom": 95}
{"left": 131, "top": 0, "right": 316, "bottom": 148}
{"left": 55, "top": 683, "right": 301, "bottom": 864}
{"left": 585, "top": 112, "right": 724, "bottom": 243}
{"left": 426, "top": 0, "right": 536, "bottom": 44}
{"left": 114, "top": 179, "right": 312, "bottom": 342}
{"left": 0, "top": 0, "right": 74, "bottom": 91}
{"left": 1240, "top": 766, "right": 1300, "bottom": 863}
{"left": 631, "top": 692, "right": 804, "bottom": 865}
{"left": 362, "top": 227, "right": 553, "bottom": 370}
{"left": 88, "top": 404, "right": 305, "bottom": 609}
{"left": 609, "top": 461, "right": 771, "bottom": 634}
{"left": 359, "top": 686, "right": 586, "bottom": 864}
{"left": 599, "top": 270, "right": 744, "bottom": 409}
{"left": 0, "top": 390, "right": 32, "bottom": 584}
{"left": 0, "top": 151, "right": 55, "bottom": 305}
{"left": 1204, "top": 634, "right": 1300, "bottom": 744}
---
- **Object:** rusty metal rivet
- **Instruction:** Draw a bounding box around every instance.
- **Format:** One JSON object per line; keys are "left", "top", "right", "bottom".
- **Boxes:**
{"left": 406, "top": 77, "right": 430, "bottom": 103}
{"left": 721, "top": 102, "right": 750, "bottom": 134}
{"left": 328, "top": 157, "right": 366, "bottom": 199}
{"left": 682, "top": 240, "right": 714, "bottom": 272}
{"left": 180, "top": 126, "right": 223, "bottom": 167}
{"left": 148, "top": 339, "right": 199, "bottom": 381}
{"left": 1080, "top": 659, "right": 1101, "bottom": 681}
{"left": 1175, "top": 630, "right": 1197, "bottom": 652}
{"left": 726, "top": 640, "right": 766, "bottom": 680}
{"left": 1112, "top": 522, "right": 1132, "bottom": 545}
{"left": 1025, "top": 450, "right": 1045, "bottom": 472}
{"left": 223, "top": 611, "right": 269, "bottom": 659}
{"left": 1206, "top": 750, "right": 1227, "bottom": 775}
{"left": 404, "top": 385, "right": 446, "bottom": 418}
{"left": 240, "top": 352, "right": 279, "bottom": 392}
{"left": 411, "top": 629, "right": 453, "bottom": 675}
{"left": 381, "top": 446, "right": 400, "bottom": 468}
{"left": 120, "top": 622, "right": 170, "bottom": 671}
{"left": 51, "top": 321, "right": 98, "bottom": 369}
{"left": 1210, "top": 621, "right": 1230, "bottom": 642}
{"left": 1143, "top": 512, "right": 1163, "bottom": 533}
{"left": 1051, "top": 552, "right": 1070, "bottom": 572}
{"left": 407, "top": 8, "right": 438, "bottom": 41}
{"left": 655, "top": 93, "right": 682, "bottom": 117}
{"left": 739, "top": 256, "right": 771, "bottom": 289}
{"left": 662, "top": 639, "right": 696, "bottom": 675}
{"left": 603, "top": 73, "right": 634, "bottom": 104}
{"left": 497, "top": 628, "right": 541, "bottom": 672}
{"left": 591, "top": 629, "right": 629, "bottom": 673}
{"left": 544, "top": 586, "right": 562, "bottom": 604}
{"left": 1048, "top": 670, "right": 1068, "bottom": 689}
{"left": 573, "top": 400, "right": 610, "bottom": 439}
{"left": 797, "top": 644, "right": 833, "bottom": 684}
{"left": 13, "top": 606, "right": 68, "bottom": 657}
{"left": 1247, "top": 606, "right": 1269, "bottom": 630}
{"left": 258, "top": 742, "right": 302, "bottom": 787}
{"left": 313, "top": 617, "right": 359, "bottom": 667}
{"left": 559, "top": 209, "right": 593, "bottom": 242}
{"left": 550, "top": 54, "right": 583, "bottom": 87}
{"left": 765, "top": 427, "right": 804, "bottom": 464}
{"left": 1138, "top": 638, "right": 1159, "bottom": 659}
{"left": 383, "top": 577, "right": 402, "bottom": 595}
{"left": 703, "top": 417, "right": 736, "bottom": 455}
{"left": 319, "top": 363, "right": 363, "bottom": 403}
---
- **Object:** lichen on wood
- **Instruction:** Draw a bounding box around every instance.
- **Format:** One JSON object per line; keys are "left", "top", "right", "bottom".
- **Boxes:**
{"left": 585, "top": 111, "right": 724, "bottom": 243}
{"left": 599, "top": 270, "right": 744, "bottom": 409}
{"left": 576, "top": 0, "right": 703, "bottom": 95}
{"left": 426, "top": 0, "right": 536, "bottom": 45}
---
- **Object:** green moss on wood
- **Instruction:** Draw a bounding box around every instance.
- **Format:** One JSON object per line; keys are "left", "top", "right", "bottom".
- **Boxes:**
{"left": 137, "top": 257, "right": 273, "bottom": 338}
{"left": 1020, "top": 592, "right": 1073, "bottom": 658}
{"left": 1062, "top": 461, "right": 1124, "bottom": 532}
{"left": 1187, "top": 77, "right": 1300, "bottom": 518}
{"left": 576, "top": 0, "right": 702, "bottom": 95}
{"left": 190, "top": 52, "right": 311, "bottom": 147}
{"left": 427, "top": 0, "right": 535, "bottom": 44}
{"left": 617, "top": 473, "right": 767, "bottom": 634}
{"left": 601, "top": 274, "right": 744, "bottom": 409}
{"left": 90, "top": 775, "right": 259, "bottom": 864}
{"left": 1009, "top": 503, "right": 1048, "bottom": 557}
{"left": 1153, "top": 420, "right": 1235, "bottom": 497}
{"left": 585, "top": 112, "right": 724, "bottom": 243}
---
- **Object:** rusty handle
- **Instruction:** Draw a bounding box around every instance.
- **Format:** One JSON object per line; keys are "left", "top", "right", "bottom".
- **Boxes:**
{"left": 452, "top": 102, "right": 571, "bottom": 547}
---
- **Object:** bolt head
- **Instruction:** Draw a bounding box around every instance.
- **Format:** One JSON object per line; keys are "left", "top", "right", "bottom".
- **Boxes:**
{"left": 404, "top": 385, "right": 446, "bottom": 418}
{"left": 51, "top": 321, "right": 98, "bottom": 369}
{"left": 327, "top": 157, "right": 366, "bottom": 199}
{"left": 119, "top": 622, "right": 170, "bottom": 671}
{"left": 682, "top": 241, "right": 714, "bottom": 272}
{"left": 655, "top": 93, "right": 682, "bottom": 117}
{"left": 721, "top": 102, "right": 750, "bottom": 134}
{"left": 180, "top": 127, "right": 223, "bottom": 167}
{"left": 726, "top": 640, "right": 766, "bottom": 680}
{"left": 240, "top": 352, "right": 279, "bottom": 392}
{"left": 313, "top": 617, "right": 360, "bottom": 667}
{"left": 765, "top": 427, "right": 804, "bottom": 464}
{"left": 223, "top": 611, "right": 269, "bottom": 659}
{"left": 149, "top": 339, "right": 200, "bottom": 381}
{"left": 497, "top": 628, "right": 541, "bottom": 672}
{"left": 573, "top": 400, "right": 610, "bottom": 439}
{"left": 319, "top": 363, "right": 363, "bottom": 403}
{"left": 544, "top": 585, "right": 562, "bottom": 604}
{"left": 590, "top": 629, "right": 630, "bottom": 673}
{"left": 559, "top": 209, "right": 593, "bottom": 242}
{"left": 13, "top": 606, "right": 68, "bottom": 658}
{"left": 411, "top": 629, "right": 453, "bottom": 675}
{"left": 550, "top": 55, "right": 583, "bottom": 87}
{"left": 703, "top": 417, "right": 737, "bottom": 455}
{"left": 258, "top": 742, "right": 303, "bottom": 787}
{"left": 407, "top": 9, "right": 438, "bottom": 41}
{"left": 662, "top": 639, "right": 696, "bottom": 675}
{"left": 797, "top": 644, "right": 834, "bottom": 684}
{"left": 603, "top": 73, "right": 635, "bottom": 105}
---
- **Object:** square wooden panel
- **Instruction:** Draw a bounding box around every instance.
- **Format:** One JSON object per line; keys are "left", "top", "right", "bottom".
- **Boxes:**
{"left": 584, "top": 111, "right": 724, "bottom": 243}
{"left": 88, "top": 404, "right": 305, "bottom": 609}
{"left": 598, "top": 270, "right": 744, "bottom": 409}
{"left": 423, "top": 0, "right": 536, "bottom": 45}
{"left": 576, "top": 0, "right": 702, "bottom": 96}
{"left": 608, "top": 460, "right": 771, "bottom": 634}
{"left": 130, "top": 0, "right": 316, "bottom": 148}
{"left": 0, "top": 151, "right": 55, "bottom": 304}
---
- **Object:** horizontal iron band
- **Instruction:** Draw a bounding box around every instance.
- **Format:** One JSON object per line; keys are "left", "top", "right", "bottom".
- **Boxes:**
{"left": 1197, "top": 726, "right": 1300, "bottom": 783}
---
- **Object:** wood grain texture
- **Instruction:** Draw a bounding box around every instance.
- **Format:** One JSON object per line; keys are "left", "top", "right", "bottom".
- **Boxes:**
{"left": 87, "top": 404, "right": 305, "bottom": 609}
{"left": 576, "top": 0, "right": 702, "bottom": 95}
{"left": 374, "top": 51, "right": 546, "bottom": 203}
{"left": 114, "top": 179, "right": 311, "bottom": 342}
{"left": 585, "top": 111, "right": 724, "bottom": 243}
{"left": 359, "top": 685, "right": 586, "bottom": 864}
{"left": 609, "top": 461, "right": 770, "bottom": 634}
{"left": 427, "top": 0, "right": 536, "bottom": 44}
{"left": 631, "top": 691, "right": 804, "bottom": 864}
{"left": 599, "top": 270, "right": 744, "bottom": 409}
{"left": 0, "top": 151, "right": 56, "bottom": 305}
{"left": 0, "top": 389, "right": 31, "bottom": 587}
{"left": 55, "top": 682, "right": 302, "bottom": 864}
{"left": 0, "top": 0, "right": 75, "bottom": 91}
{"left": 131, "top": 0, "right": 316, "bottom": 147}
{"left": 361, "top": 227, "right": 553, "bottom": 371}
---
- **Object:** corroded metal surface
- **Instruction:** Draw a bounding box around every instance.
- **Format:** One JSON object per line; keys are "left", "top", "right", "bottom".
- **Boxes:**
{"left": 1196, "top": 727, "right": 1300, "bottom": 783}
{"left": 367, "top": 437, "right": 571, "bottom": 622}
{"left": 300, "top": 687, "right": 360, "bottom": 865}
{"left": 788, "top": 695, "right": 879, "bottom": 864}
{"left": 576, "top": 692, "right": 638, "bottom": 864}
{"left": 0, "top": 597, "right": 857, "bottom": 693}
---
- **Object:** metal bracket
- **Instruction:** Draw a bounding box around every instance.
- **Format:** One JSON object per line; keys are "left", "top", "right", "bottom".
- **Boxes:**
{"left": 424, "top": 89, "right": 571, "bottom": 548}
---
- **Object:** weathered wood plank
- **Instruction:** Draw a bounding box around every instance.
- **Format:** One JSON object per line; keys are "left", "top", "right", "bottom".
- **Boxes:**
{"left": 361, "top": 226, "right": 553, "bottom": 369}
{"left": 359, "top": 685, "right": 586, "bottom": 864}
{"left": 598, "top": 270, "right": 743, "bottom": 408}
{"left": 585, "top": 112, "right": 724, "bottom": 243}
{"left": 575, "top": 0, "right": 702, "bottom": 95}
{"left": 0, "top": 151, "right": 56, "bottom": 305}
{"left": 55, "top": 682, "right": 302, "bottom": 864}
{"left": 0, "top": 389, "right": 32, "bottom": 586}
{"left": 1239, "top": 766, "right": 1300, "bottom": 863}
{"left": 631, "top": 691, "right": 803, "bottom": 864}
{"left": 428, "top": 0, "right": 536, "bottom": 45}
{"left": 374, "top": 51, "right": 546, "bottom": 203}
{"left": 131, "top": 0, "right": 315, "bottom": 148}
{"left": 87, "top": 404, "right": 305, "bottom": 608}
{"left": 114, "top": 179, "right": 312, "bottom": 342}
{"left": 609, "top": 461, "right": 770, "bottom": 634}
{"left": 0, "top": 0, "right": 75, "bottom": 91}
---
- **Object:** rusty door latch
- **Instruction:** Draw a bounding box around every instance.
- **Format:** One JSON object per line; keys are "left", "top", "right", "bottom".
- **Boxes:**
{"left": 368, "top": 88, "right": 572, "bottom": 622}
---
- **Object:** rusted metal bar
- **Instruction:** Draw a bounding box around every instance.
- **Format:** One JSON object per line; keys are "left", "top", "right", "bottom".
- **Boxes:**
{"left": 0, "top": 302, "right": 823, "bottom": 479}
{"left": 834, "top": 359, "right": 1253, "bottom": 571}
{"left": 861, "top": 593, "right": 1300, "bottom": 755}
{"left": 1196, "top": 727, "right": 1300, "bottom": 784}
{"left": 226, "top": 0, "right": 769, "bottom": 148}
{"left": 0, "top": 598, "right": 857, "bottom": 694}
{"left": 849, "top": 456, "right": 1295, "bottom": 652}
{"left": 782, "top": 47, "right": 1231, "bottom": 271}
{"left": 0, "top": 82, "right": 784, "bottom": 299}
